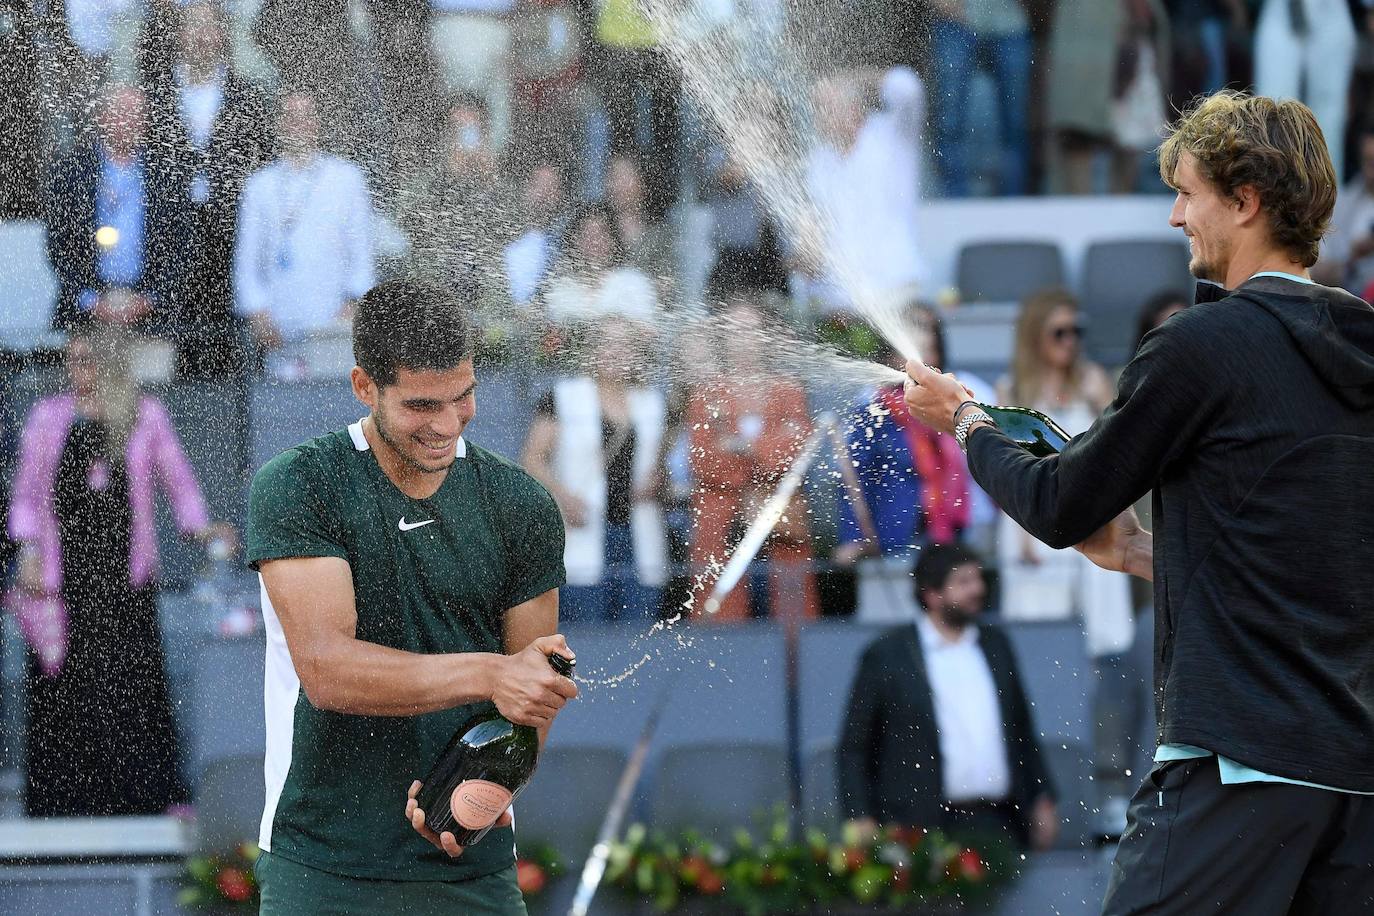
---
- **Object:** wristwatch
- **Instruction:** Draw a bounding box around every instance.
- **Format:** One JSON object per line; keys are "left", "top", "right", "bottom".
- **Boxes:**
{"left": 954, "top": 408, "right": 996, "bottom": 451}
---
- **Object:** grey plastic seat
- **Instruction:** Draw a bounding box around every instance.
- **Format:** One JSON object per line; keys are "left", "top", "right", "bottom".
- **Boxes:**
{"left": 516, "top": 745, "right": 628, "bottom": 857}
{"left": 800, "top": 741, "right": 840, "bottom": 831}
{"left": 795, "top": 622, "right": 887, "bottom": 830}
{"left": 156, "top": 381, "right": 251, "bottom": 589}
{"left": 0, "top": 220, "right": 58, "bottom": 351}
{"left": 957, "top": 240, "right": 1066, "bottom": 304}
{"left": 1003, "top": 620, "right": 1094, "bottom": 747}
{"left": 1080, "top": 239, "right": 1192, "bottom": 368}
{"left": 190, "top": 637, "right": 266, "bottom": 781}
{"left": 195, "top": 753, "right": 266, "bottom": 854}
{"left": 249, "top": 378, "right": 365, "bottom": 472}
{"left": 647, "top": 742, "right": 790, "bottom": 841}
{"left": 1043, "top": 740, "right": 1095, "bottom": 850}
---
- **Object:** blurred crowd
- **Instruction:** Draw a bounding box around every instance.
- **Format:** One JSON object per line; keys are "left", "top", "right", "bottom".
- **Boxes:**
{"left": 1, "top": 0, "right": 1372, "bottom": 838}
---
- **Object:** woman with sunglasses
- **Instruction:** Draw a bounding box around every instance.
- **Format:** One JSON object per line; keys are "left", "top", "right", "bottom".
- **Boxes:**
{"left": 996, "top": 288, "right": 1138, "bottom": 831}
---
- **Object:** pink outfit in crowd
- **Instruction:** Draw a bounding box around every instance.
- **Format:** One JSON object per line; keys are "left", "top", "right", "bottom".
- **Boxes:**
{"left": 6, "top": 394, "right": 208, "bottom": 674}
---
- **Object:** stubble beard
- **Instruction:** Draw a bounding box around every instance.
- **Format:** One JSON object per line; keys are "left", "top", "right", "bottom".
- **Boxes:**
{"left": 373, "top": 403, "right": 450, "bottom": 475}
{"left": 940, "top": 601, "right": 981, "bottom": 631}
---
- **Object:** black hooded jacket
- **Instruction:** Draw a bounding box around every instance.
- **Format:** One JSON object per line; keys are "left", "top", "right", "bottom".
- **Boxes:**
{"left": 967, "top": 274, "right": 1374, "bottom": 790}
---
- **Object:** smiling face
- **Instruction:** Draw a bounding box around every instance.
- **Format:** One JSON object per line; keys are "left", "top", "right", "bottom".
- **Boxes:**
{"left": 354, "top": 361, "right": 477, "bottom": 475}
{"left": 1169, "top": 153, "right": 1238, "bottom": 284}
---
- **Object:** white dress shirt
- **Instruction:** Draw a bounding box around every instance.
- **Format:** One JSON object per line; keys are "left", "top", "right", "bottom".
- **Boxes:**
{"left": 234, "top": 154, "right": 375, "bottom": 336}
{"left": 805, "top": 66, "right": 929, "bottom": 312}
{"left": 177, "top": 71, "right": 226, "bottom": 152}
{"left": 915, "top": 612, "right": 1012, "bottom": 803}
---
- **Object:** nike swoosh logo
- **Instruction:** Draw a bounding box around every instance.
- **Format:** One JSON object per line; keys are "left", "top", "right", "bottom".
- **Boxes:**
{"left": 398, "top": 517, "right": 436, "bottom": 532}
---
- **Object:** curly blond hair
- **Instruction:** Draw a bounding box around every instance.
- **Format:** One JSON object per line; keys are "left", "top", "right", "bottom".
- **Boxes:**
{"left": 1158, "top": 90, "right": 1336, "bottom": 267}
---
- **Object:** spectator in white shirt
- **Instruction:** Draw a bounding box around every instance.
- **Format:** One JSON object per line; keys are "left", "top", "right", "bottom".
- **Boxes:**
{"left": 802, "top": 66, "right": 928, "bottom": 318}
{"left": 234, "top": 91, "right": 374, "bottom": 352}
{"left": 429, "top": 0, "right": 515, "bottom": 150}
{"left": 505, "top": 159, "right": 569, "bottom": 309}
{"left": 1253, "top": 0, "right": 1357, "bottom": 181}
{"left": 148, "top": 0, "right": 271, "bottom": 379}
{"left": 839, "top": 544, "right": 1059, "bottom": 851}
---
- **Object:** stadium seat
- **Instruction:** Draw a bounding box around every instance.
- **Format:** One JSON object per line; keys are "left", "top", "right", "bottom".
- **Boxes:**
{"left": 195, "top": 754, "right": 266, "bottom": 854}
{"left": 1079, "top": 239, "right": 1192, "bottom": 368}
{"left": 190, "top": 636, "right": 266, "bottom": 781}
{"left": 994, "top": 849, "right": 1110, "bottom": 916}
{"left": 157, "top": 382, "right": 251, "bottom": 589}
{"left": 554, "top": 623, "right": 790, "bottom": 838}
{"left": 517, "top": 746, "right": 628, "bottom": 858}
{"left": 465, "top": 366, "right": 536, "bottom": 461}
{"left": 646, "top": 742, "right": 791, "bottom": 841}
{"left": 956, "top": 240, "right": 1066, "bottom": 304}
{"left": 800, "top": 741, "right": 839, "bottom": 831}
{"left": 0, "top": 221, "right": 58, "bottom": 352}
{"left": 543, "top": 623, "right": 684, "bottom": 755}
{"left": 0, "top": 867, "right": 145, "bottom": 916}
{"left": 795, "top": 622, "right": 886, "bottom": 829}
{"left": 1043, "top": 739, "right": 1095, "bottom": 850}
{"left": 1003, "top": 620, "right": 1094, "bottom": 747}
{"left": 249, "top": 379, "right": 364, "bottom": 472}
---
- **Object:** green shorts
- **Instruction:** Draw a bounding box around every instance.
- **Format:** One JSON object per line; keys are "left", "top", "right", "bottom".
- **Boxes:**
{"left": 256, "top": 850, "right": 528, "bottom": 916}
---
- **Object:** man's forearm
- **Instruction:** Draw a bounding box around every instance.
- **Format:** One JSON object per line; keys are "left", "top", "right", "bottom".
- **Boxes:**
{"left": 303, "top": 638, "right": 500, "bottom": 716}
{"left": 1126, "top": 531, "right": 1154, "bottom": 582}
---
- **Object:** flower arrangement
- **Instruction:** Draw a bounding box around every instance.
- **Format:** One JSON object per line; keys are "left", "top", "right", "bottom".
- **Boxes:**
{"left": 183, "top": 839, "right": 564, "bottom": 907}
{"left": 180, "top": 842, "right": 260, "bottom": 909}
{"left": 517, "top": 841, "right": 566, "bottom": 899}
{"left": 604, "top": 817, "right": 1016, "bottom": 915}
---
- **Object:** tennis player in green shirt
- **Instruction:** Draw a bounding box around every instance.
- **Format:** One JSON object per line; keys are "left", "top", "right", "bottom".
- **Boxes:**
{"left": 245, "top": 280, "right": 577, "bottom": 914}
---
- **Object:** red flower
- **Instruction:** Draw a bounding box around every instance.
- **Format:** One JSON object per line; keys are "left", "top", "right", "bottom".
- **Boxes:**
{"left": 215, "top": 866, "right": 253, "bottom": 903}
{"left": 516, "top": 860, "right": 548, "bottom": 896}
{"left": 891, "top": 825, "right": 926, "bottom": 849}
{"left": 893, "top": 865, "right": 912, "bottom": 892}
{"left": 956, "top": 849, "right": 986, "bottom": 883}
{"left": 843, "top": 846, "right": 868, "bottom": 871}
{"left": 697, "top": 868, "right": 725, "bottom": 895}
{"left": 679, "top": 854, "right": 709, "bottom": 884}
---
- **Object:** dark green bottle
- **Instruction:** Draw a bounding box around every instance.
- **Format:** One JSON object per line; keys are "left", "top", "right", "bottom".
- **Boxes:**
{"left": 977, "top": 404, "right": 1071, "bottom": 457}
{"left": 417, "top": 652, "right": 575, "bottom": 844}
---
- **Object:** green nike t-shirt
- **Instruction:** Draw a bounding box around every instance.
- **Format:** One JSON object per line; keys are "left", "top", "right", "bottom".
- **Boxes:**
{"left": 245, "top": 420, "right": 565, "bottom": 883}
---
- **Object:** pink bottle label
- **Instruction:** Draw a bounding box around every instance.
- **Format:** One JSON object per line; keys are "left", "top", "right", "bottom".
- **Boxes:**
{"left": 450, "top": 779, "right": 513, "bottom": 830}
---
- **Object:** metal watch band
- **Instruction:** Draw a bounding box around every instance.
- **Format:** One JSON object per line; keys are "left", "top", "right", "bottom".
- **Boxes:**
{"left": 955, "top": 410, "right": 995, "bottom": 450}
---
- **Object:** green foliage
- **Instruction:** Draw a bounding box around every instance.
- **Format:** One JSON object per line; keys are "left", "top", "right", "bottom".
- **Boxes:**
{"left": 603, "top": 812, "right": 1020, "bottom": 915}
{"left": 180, "top": 842, "right": 261, "bottom": 909}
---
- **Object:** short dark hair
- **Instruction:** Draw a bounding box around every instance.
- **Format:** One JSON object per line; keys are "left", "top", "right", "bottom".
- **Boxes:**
{"left": 353, "top": 281, "right": 474, "bottom": 387}
{"left": 1133, "top": 289, "right": 1189, "bottom": 356}
{"left": 913, "top": 543, "right": 983, "bottom": 610}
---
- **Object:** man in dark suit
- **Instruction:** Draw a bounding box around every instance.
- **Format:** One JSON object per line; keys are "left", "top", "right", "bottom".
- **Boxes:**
{"left": 46, "top": 83, "right": 180, "bottom": 332}
{"left": 145, "top": 0, "right": 271, "bottom": 379}
{"left": 838, "top": 543, "right": 1059, "bottom": 850}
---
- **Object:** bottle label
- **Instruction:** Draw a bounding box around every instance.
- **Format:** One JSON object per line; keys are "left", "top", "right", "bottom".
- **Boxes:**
{"left": 450, "top": 779, "right": 513, "bottom": 830}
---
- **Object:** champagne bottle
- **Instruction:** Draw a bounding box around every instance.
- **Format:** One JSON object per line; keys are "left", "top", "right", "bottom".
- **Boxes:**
{"left": 977, "top": 404, "right": 1071, "bottom": 457}
{"left": 416, "top": 652, "right": 575, "bottom": 845}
